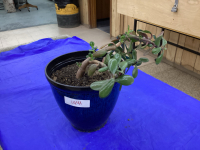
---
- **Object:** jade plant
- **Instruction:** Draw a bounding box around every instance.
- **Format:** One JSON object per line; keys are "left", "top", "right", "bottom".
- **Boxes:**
{"left": 76, "top": 26, "right": 167, "bottom": 98}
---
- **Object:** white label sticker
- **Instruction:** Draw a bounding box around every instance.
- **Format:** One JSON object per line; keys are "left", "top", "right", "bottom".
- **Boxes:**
{"left": 64, "top": 96, "right": 90, "bottom": 108}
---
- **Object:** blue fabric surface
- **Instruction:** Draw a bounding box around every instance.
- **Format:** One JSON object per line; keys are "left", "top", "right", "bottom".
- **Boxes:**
{"left": 0, "top": 36, "right": 200, "bottom": 150}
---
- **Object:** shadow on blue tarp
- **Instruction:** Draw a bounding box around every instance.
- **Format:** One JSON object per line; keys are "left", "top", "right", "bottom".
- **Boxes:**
{"left": 0, "top": 36, "right": 200, "bottom": 150}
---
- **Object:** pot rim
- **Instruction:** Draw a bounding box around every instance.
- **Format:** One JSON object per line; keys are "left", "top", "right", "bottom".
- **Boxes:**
{"left": 45, "top": 51, "right": 92, "bottom": 90}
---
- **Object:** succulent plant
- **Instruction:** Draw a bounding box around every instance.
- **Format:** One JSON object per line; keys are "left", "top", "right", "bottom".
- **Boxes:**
{"left": 76, "top": 26, "right": 167, "bottom": 98}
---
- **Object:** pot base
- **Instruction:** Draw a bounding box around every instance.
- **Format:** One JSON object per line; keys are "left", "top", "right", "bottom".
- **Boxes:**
{"left": 71, "top": 120, "right": 107, "bottom": 132}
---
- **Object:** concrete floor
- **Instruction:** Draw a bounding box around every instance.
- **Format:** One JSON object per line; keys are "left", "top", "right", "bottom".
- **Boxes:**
{"left": 0, "top": 24, "right": 200, "bottom": 149}
{"left": 0, "top": 0, "right": 56, "bottom": 31}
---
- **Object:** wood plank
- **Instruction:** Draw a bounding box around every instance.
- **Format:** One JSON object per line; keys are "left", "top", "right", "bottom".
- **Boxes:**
{"left": 181, "top": 36, "right": 199, "bottom": 71}
{"left": 181, "top": 51, "right": 197, "bottom": 71}
{"left": 88, "top": 0, "right": 97, "bottom": 28}
{"left": 194, "top": 56, "right": 200, "bottom": 74}
{"left": 127, "top": 16, "right": 134, "bottom": 31}
{"left": 111, "top": 0, "right": 117, "bottom": 37}
{"left": 137, "top": 21, "right": 146, "bottom": 31}
{"left": 120, "top": 14, "right": 124, "bottom": 34}
{"left": 166, "top": 31, "right": 179, "bottom": 62}
{"left": 174, "top": 34, "right": 186, "bottom": 65}
{"left": 96, "top": 0, "right": 110, "bottom": 20}
{"left": 184, "top": 36, "right": 200, "bottom": 52}
{"left": 174, "top": 48, "right": 184, "bottom": 65}
{"left": 156, "top": 27, "right": 162, "bottom": 37}
{"left": 123, "top": 15, "right": 128, "bottom": 33}
{"left": 168, "top": 31, "right": 179, "bottom": 44}
{"left": 145, "top": 24, "right": 157, "bottom": 36}
{"left": 79, "top": 0, "right": 89, "bottom": 25}
{"left": 163, "top": 29, "right": 170, "bottom": 58}
{"left": 117, "top": 0, "right": 200, "bottom": 39}
{"left": 110, "top": 0, "right": 112, "bottom": 37}
{"left": 178, "top": 34, "right": 186, "bottom": 47}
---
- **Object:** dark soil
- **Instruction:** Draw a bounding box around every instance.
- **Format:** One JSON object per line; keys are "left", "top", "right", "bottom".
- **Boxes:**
{"left": 51, "top": 63, "right": 110, "bottom": 86}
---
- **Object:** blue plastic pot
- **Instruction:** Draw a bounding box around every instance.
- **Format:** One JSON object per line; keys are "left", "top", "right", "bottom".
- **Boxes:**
{"left": 45, "top": 51, "right": 121, "bottom": 132}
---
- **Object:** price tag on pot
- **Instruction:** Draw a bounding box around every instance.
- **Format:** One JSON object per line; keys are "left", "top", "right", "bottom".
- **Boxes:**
{"left": 64, "top": 96, "right": 90, "bottom": 108}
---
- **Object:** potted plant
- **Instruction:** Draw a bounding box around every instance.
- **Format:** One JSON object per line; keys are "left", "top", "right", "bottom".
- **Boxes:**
{"left": 45, "top": 26, "right": 167, "bottom": 132}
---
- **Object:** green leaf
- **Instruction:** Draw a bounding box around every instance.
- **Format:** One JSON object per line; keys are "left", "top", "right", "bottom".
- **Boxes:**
{"left": 152, "top": 47, "right": 161, "bottom": 55}
{"left": 115, "top": 75, "right": 134, "bottom": 86}
{"left": 154, "top": 36, "right": 162, "bottom": 47}
{"left": 132, "top": 50, "right": 137, "bottom": 60}
{"left": 137, "top": 29, "right": 143, "bottom": 33}
{"left": 104, "top": 54, "right": 110, "bottom": 65}
{"left": 128, "top": 40, "right": 133, "bottom": 52}
{"left": 93, "top": 50, "right": 107, "bottom": 58}
{"left": 98, "top": 66, "right": 108, "bottom": 72}
{"left": 90, "top": 80, "right": 108, "bottom": 91}
{"left": 132, "top": 66, "right": 138, "bottom": 78}
{"left": 108, "top": 58, "right": 118, "bottom": 75}
{"left": 99, "top": 78, "right": 115, "bottom": 98}
{"left": 114, "top": 53, "right": 122, "bottom": 64}
{"left": 139, "top": 57, "right": 149, "bottom": 62}
{"left": 88, "top": 64, "right": 97, "bottom": 76}
{"left": 142, "top": 30, "right": 152, "bottom": 34}
{"left": 136, "top": 60, "right": 142, "bottom": 66}
{"left": 156, "top": 53, "right": 164, "bottom": 65}
{"left": 90, "top": 41, "right": 94, "bottom": 48}
{"left": 119, "top": 61, "right": 128, "bottom": 71}
{"left": 116, "top": 47, "right": 124, "bottom": 52}
{"left": 162, "top": 37, "right": 167, "bottom": 46}
{"left": 126, "top": 59, "right": 136, "bottom": 65}
{"left": 153, "top": 35, "right": 156, "bottom": 40}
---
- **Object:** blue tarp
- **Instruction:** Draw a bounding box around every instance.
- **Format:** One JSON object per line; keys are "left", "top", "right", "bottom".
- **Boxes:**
{"left": 0, "top": 36, "right": 200, "bottom": 150}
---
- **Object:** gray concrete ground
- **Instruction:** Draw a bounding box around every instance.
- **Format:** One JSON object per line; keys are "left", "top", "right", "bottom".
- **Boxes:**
{"left": 139, "top": 62, "right": 200, "bottom": 100}
{"left": 0, "top": 0, "right": 56, "bottom": 31}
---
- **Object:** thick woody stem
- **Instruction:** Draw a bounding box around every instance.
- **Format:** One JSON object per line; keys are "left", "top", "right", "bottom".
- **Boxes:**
{"left": 76, "top": 42, "right": 121, "bottom": 79}
{"left": 76, "top": 58, "right": 90, "bottom": 79}
{"left": 89, "top": 60, "right": 106, "bottom": 67}
{"left": 128, "top": 35, "right": 157, "bottom": 48}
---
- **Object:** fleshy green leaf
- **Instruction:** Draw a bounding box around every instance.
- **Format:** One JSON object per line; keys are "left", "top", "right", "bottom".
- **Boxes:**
{"left": 93, "top": 50, "right": 107, "bottom": 58}
{"left": 139, "top": 57, "right": 149, "bottom": 62}
{"left": 98, "top": 66, "right": 108, "bottom": 72}
{"left": 99, "top": 78, "right": 115, "bottom": 98}
{"left": 88, "top": 64, "right": 97, "bottom": 76}
{"left": 156, "top": 53, "right": 164, "bottom": 65}
{"left": 132, "top": 66, "right": 138, "bottom": 78}
{"left": 108, "top": 59, "right": 118, "bottom": 75}
{"left": 104, "top": 54, "right": 110, "bottom": 65}
{"left": 152, "top": 47, "right": 161, "bottom": 54}
{"left": 90, "top": 41, "right": 94, "bottom": 48}
{"left": 142, "top": 30, "right": 152, "bottom": 34}
{"left": 114, "top": 53, "right": 122, "bottom": 64}
{"left": 90, "top": 80, "right": 108, "bottom": 91}
{"left": 116, "top": 47, "right": 124, "bottom": 52}
{"left": 132, "top": 50, "right": 137, "bottom": 60}
{"left": 126, "top": 59, "right": 136, "bottom": 65}
{"left": 162, "top": 37, "right": 167, "bottom": 46}
{"left": 136, "top": 60, "right": 142, "bottom": 66}
{"left": 119, "top": 61, "right": 128, "bottom": 71}
{"left": 154, "top": 36, "right": 162, "bottom": 47}
{"left": 115, "top": 75, "right": 134, "bottom": 86}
